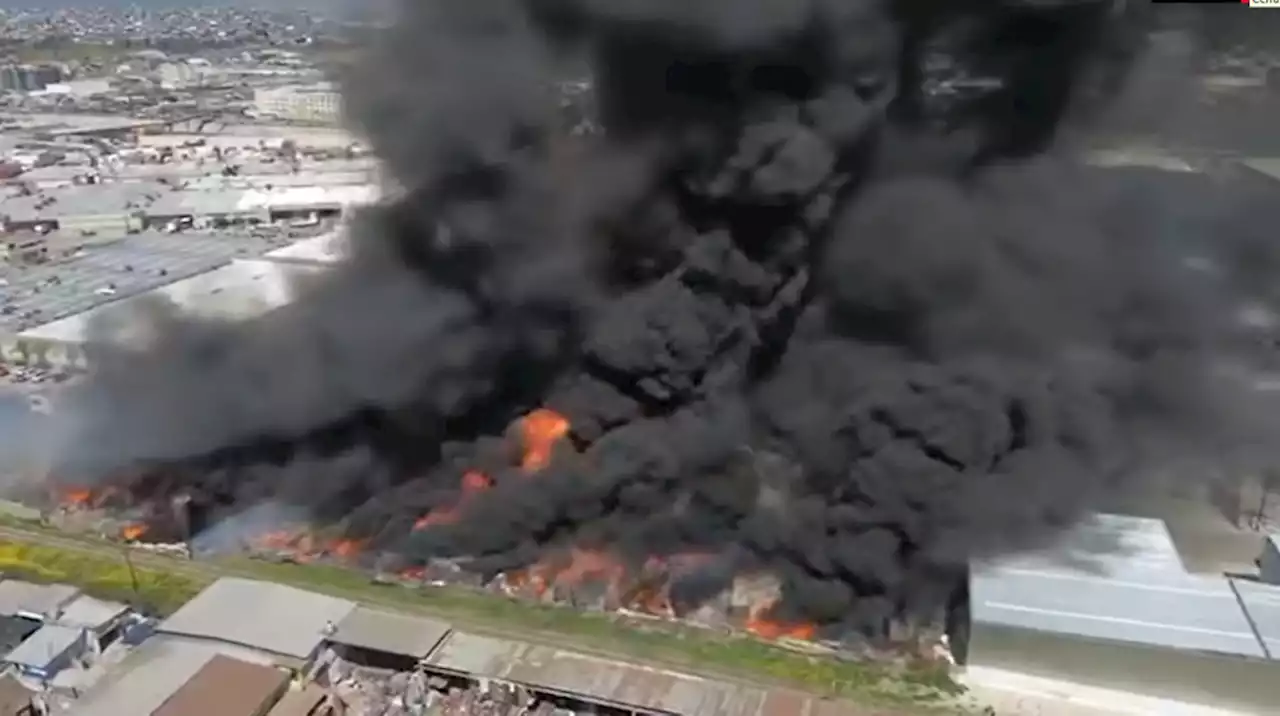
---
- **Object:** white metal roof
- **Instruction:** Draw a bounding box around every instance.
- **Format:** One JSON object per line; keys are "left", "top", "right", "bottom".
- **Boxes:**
{"left": 56, "top": 595, "right": 131, "bottom": 631}
{"left": 3, "top": 623, "right": 84, "bottom": 668}
{"left": 0, "top": 580, "right": 79, "bottom": 620}
{"left": 263, "top": 229, "right": 349, "bottom": 265}
{"left": 159, "top": 578, "right": 355, "bottom": 660}
{"left": 971, "top": 514, "right": 1271, "bottom": 659}
{"left": 17, "top": 259, "right": 325, "bottom": 346}
{"left": 1230, "top": 578, "right": 1280, "bottom": 659}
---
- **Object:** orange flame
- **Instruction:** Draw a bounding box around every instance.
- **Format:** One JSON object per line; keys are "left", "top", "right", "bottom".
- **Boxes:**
{"left": 327, "top": 538, "right": 365, "bottom": 560}
{"left": 746, "top": 600, "right": 817, "bottom": 641}
{"left": 121, "top": 523, "right": 148, "bottom": 541}
{"left": 413, "top": 470, "right": 492, "bottom": 530}
{"left": 519, "top": 408, "right": 569, "bottom": 472}
{"left": 61, "top": 487, "right": 93, "bottom": 506}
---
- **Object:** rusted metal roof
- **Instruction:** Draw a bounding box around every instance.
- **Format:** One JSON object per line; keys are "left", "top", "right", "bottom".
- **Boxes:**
{"left": 151, "top": 654, "right": 290, "bottom": 716}
{"left": 427, "top": 631, "right": 852, "bottom": 715}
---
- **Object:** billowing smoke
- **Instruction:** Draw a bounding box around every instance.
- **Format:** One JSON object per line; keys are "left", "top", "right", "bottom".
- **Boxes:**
{"left": 39, "top": 0, "right": 1280, "bottom": 630}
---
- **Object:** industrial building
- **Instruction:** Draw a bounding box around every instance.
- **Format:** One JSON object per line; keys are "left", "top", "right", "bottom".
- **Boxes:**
{"left": 262, "top": 227, "right": 349, "bottom": 266}
{"left": 65, "top": 576, "right": 866, "bottom": 715}
{"left": 253, "top": 83, "right": 343, "bottom": 124}
{"left": 158, "top": 578, "right": 357, "bottom": 666}
{"left": 0, "top": 182, "right": 375, "bottom": 236}
{"left": 957, "top": 513, "right": 1280, "bottom": 714}
{"left": 11, "top": 258, "right": 325, "bottom": 368}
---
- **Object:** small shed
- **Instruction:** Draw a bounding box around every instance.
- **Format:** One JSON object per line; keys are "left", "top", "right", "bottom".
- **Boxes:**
{"left": 2, "top": 624, "right": 89, "bottom": 680}
{"left": 57, "top": 595, "right": 132, "bottom": 646}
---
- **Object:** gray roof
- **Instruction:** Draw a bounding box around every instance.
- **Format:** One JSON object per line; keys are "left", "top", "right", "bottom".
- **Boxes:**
{"left": 144, "top": 188, "right": 252, "bottom": 217}
{"left": 971, "top": 513, "right": 1272, "bottom": 659}
{"left": 330, "top": 606, "right": 452, "bottom": 659}
{"left": 67, "top": 634, "right": 280, "bottom": 716}
{"left": 0, "top": 581, "right": 79, "bottom": 619}
{"left": 1, "top": 230, "right": 292, "bottom": 333}
{"left": 3, "top": 623, "right": 84, "bottom": 669}
{"left": 160, "top": 578, "right": 355, "bottom": 660}
{"left": 1231, "top": 578, "right": 1280, "bottom": 659}
{"left": 0, "top": 183, "right": 164, "bottom": 222}
{"left": 56, "top": 595, "right": 130, "bottom": 631}
{"left": 425, "top": 631, "right": 793, "bottom": 715}
{"left": 1241, "top": 157, "right": 1280, "bottom": 184}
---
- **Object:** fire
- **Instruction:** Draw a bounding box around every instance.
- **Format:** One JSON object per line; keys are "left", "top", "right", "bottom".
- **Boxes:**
{"left": 328, "top": 539, "right": 365, "bottom": 559}
{"left": 412, "top": 470, "right": 492, "bottom": 530}
{"left": 746, "top": 599, "right": 817, "bottom": 641}
{"left": 519, "top": 408, "right": 569, "bottom": 472}
{"left": 247, "top": 529, "right": 366, "bottom": 564}
{"left": 60, "top": 487, "right": 93, "bottom": 506}
{"left": 120, "top": 523, "right": 148, "bottom": 541}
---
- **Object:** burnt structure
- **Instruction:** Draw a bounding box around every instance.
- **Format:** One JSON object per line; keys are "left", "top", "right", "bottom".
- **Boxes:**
{"left": 49, "top": 1, "right": 1280, "bottom": 636}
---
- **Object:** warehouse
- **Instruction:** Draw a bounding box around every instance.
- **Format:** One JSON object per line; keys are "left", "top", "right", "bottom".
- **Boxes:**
{"left": 159, "top": 577, "right": 356, "bottom": 666}
{"left": 958, "top": 513, "right": 1280, "bottom": 713}
{"left": 67, "top": 634, "right": 283, "bottom": 716}
{"left": 15, "top": 259, "right": 326, "bottom": 364}
{"left": 0, "top": 184, "right": 155, "bottom": 234}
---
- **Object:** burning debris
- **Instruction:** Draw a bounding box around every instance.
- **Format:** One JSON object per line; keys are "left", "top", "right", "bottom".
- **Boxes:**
{"left": 43, "top": 0, "right": 1280, "bottom": 643}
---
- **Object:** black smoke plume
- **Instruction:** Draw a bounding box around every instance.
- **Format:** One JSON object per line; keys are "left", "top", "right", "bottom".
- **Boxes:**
{"left": 40, "top": 0, "right": 1280, "bottom": 629}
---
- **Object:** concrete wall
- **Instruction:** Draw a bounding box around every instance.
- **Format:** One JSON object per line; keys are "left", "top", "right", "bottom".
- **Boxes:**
{"left": 963, "top": 622, "right": 1280, "bottom": 714}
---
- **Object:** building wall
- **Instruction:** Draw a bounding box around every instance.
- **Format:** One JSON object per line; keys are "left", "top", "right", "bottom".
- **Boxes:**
{"left": 253, "top": 85, "right": 342, "bottom": 124}
{"left": 963, "top": 622, "right": 1280, "bottom": 714}
{"left": 56, "top": 213, "right": 137, "bottom": 235}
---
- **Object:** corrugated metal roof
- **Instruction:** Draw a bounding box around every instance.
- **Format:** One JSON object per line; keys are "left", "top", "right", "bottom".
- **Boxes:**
{"left": 971, "top": 513, "right": 1269, "bottom": 659}
{"left": 68, "top": 634, "right": 279, "bottom": 716}
{"left": 55, "top": 595, "right": 130, "bottom": 631}
{"left": 160, "top": 577, "right": 355, "bottom": 661}
{"left": 0, "top": 580, "right": 79, "bottom": 619}
{"left": 424, "top": 632, "right": 772, "bottom": 715}
{"left": 330, "top": 606, "right": 452, "bottom": 659}
{"left": 152, "top": 654, "right": 290, "bottom": 716}
{"left": 19, "top": 259, "right": 325, "bottom": 345}
{"left": 1231, "top": 578, "right": 1280, "bottom": 659}
{"left": 266, "top": 683, "right": 329, "bottom": 716}
{"left": 2, "top": 624, "right": 84, "bottom": 669}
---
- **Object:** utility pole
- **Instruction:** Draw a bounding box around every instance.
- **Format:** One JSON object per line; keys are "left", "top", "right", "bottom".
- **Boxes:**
{"left": 121, "top": 546, "right": 140, "bottom": 600}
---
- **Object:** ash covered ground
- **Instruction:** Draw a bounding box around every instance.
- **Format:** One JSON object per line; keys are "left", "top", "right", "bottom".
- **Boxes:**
{"left": 35, "top": 1, "right": 1280, "bottom": 634}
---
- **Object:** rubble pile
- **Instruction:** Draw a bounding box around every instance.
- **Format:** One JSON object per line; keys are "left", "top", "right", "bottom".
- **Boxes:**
{"left": 313, "top": 652, "right": 605, "bottom": 716}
